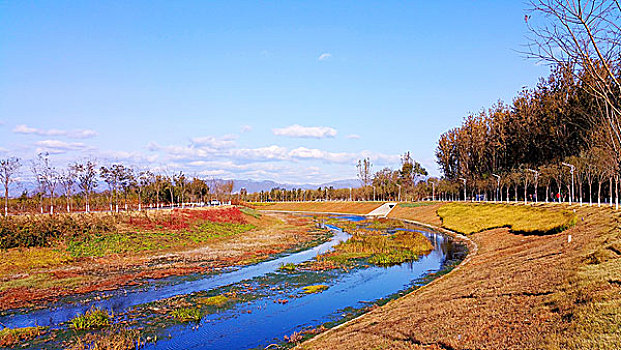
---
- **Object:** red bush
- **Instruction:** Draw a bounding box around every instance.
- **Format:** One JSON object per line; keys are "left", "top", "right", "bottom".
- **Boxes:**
{"left": 127, "top": 207, "right": 247, "bottom": 231}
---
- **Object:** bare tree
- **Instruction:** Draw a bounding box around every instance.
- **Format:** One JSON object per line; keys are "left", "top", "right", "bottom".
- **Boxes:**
{"left": 527, "top": 0, "right": 621, "bottom": 194}
{"left": 0, "top": 157, "right": 21, "bottom": 216}
{"left": 118, "top": 165, "right": 134, "bottom": 211}
{"left": 71, "top": 160, "right": 97, "bottom": 212}
{"left": 137, "top": 170, "right": 153, "bottom": 211}
{"left": 59, "top": 166, "right": 77, "bottom": 213}
{"left": 32, "top": 153, "right": 59, "bottom": 215}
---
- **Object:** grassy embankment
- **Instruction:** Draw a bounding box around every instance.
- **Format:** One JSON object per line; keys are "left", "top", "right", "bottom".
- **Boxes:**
{"left": 297, "top": 202, "right": 621, "bottom": 350}
{"left": 437, "top": 202, "right": 577, "bottom": 235}
{"left": 0, "top": 207, "right": 325, "bottom": 312}
{"left": 0, "top": 207, "right": 254, "bottom": 288}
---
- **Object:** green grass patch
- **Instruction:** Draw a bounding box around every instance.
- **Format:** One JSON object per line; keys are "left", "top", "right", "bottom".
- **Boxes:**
{"left": 399, "top": 202, "right": 436, "bottom": 208}
{"left": 239, "top": 207, "right": 262, "bottom": 219}
{"left": 171, "top": 307, "right": 202, "bottom": 322}
{"left": 66, "top": 222, "right": 255, "bottom": 257}
{"left": 362, "top": 218, "right": 405, "bottom": 230}
{"left": 279, "top": 262, "right": 297, "bottom": 272}
{"left": 248, "top": 202, "right": 275, "bottom": 207}
{"left": 302, "top": 284, "right": 329, "bottom": 294}
{"left": 326, "top": 231, "right": 433, "bottom": 267}
{"left": 70, "top": 307, "right": 112, "bottom": 330}
{"left": 437, "top": 203, "right": 577, "bottom": 235}
{"left": 198, "top": 295, "right": 229, "bottom": 306}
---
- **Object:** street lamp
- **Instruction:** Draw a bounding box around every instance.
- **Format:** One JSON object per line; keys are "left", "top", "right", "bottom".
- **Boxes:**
{"left": 527, "top": 169, "right": 539, "bottom": 203}
{"left": 562, "top": 162, "right": 575, "bottom": 205}
{"left": 492, "top": 174, "right": 500, "bottom": 202}
{"left": 458, "top": 177, "right": 467, "bottom": 201}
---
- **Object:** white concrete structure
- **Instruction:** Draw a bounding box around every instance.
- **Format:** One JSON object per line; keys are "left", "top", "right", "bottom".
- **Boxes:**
{"left": 367, "top": 202, "right": 397, "bottom": 217}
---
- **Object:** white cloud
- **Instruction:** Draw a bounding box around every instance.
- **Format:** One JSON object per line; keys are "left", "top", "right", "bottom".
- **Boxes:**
{"left": 346, "top": 134, "right": 361, "bottom": 139}
{"left": 35, "top": 140, "right": 89, "bottom": 154}
{"left": 232, "top": 145, "right": 289, "bottom": 161}
{"left": 191, "top": 135, "right": 237, "bottom": 149}
{"left": 100, "top": 150, "right": 159, "bottom": 163}
{"left": 272, "top": 124, "right": 337, "bottom": 139}
{"left": 240, "top": 125, "right": 252, "bottom": 133}
{"left": 318, "top": 53, "right": 332, "bottom": 61}
{"left": 288, "top": 147, "right": 354, "bottom": 163}
{"left": 14, "top": 124, "right": 97, "bottom": 139}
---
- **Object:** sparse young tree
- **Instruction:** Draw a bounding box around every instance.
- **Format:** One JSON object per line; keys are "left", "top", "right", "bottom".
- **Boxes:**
{"left": 0, "top": 157, "right": 21, "bottom": 216}
{"left": 71, "top": 160, "right": 97, "bottom": 212}
{"left": 59, "top": 166, "right": 77, "bottom": 213}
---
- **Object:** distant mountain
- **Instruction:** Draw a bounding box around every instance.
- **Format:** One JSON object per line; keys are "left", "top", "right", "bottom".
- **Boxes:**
{"left": 9, "top": 178, "right": 361, "bottom": 197}
{"left": 230, "top": 178, "right": 360, "bottom": 193}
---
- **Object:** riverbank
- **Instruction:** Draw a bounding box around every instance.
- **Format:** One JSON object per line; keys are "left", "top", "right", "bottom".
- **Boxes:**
{"left": 292, "top": 202, "right": 621, "bottom": 349}
{"left": 0, "top": 207, "right": 327, "bottom": 312}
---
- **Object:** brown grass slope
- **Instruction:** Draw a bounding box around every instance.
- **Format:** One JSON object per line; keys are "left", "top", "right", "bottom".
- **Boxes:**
{"left": 298, "top": 204, "right": 621, "bottom": 350}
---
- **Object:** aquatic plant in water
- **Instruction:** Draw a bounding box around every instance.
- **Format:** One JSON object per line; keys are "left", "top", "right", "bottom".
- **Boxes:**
{"left": 70, "top": 306, "right": 112, "bottom": 330}
{"left": 302, "top": 284, "right": 329, "bottom": 294}
{"left": 171, "top": 307, "right": 202, "bottom": 322}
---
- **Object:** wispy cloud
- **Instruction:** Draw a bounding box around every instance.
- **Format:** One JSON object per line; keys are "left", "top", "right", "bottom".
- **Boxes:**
{"left": 318, "top": 53, "right": 332, "bottom": 61}
{"left": 232, "top": 145, "right": 289, "bottom": 161}
{"left": 14, "top": 124, "right": 97, "bottom": 139}
{"left": 289, "top": 147, "right": 353, "bottom": 163}
{"left": 190, "top": 135, "right": 237, "bottom": 149}
{"left": 240, "top": 125, "right": 252, "bottom": 133}
{"left": 272, "top": 124, "right": 337, "bottom": 139}
{"left": 35, "top": 140, "right": 89, "bottom": 154}
{"left": 346, "top": 134, "right": 361, "bottom": 139}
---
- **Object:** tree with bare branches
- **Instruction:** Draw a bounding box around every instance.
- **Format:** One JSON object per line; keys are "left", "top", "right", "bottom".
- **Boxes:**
{"left": 527, "top": 0, "right": 621, "bottom": 188}
{"left": 0, "top": 157, "right": 20, "bottom": 216}
{"left": 71, "top": 160, "right": 97, "bottom": 213}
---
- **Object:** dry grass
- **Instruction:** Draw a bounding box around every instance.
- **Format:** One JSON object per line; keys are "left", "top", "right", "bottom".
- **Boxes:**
{"left": 253, "top": 201, "right": 385, "bottom": 214}
{"left": 68, "top": 327, "right": 143, "bottom": 350}
{"left": 438, "top": 202, "right": 576, "bottom": 235}
{"left": 387, "top": 203, "right": 443, "bottom": 226}
{"left": 0, "top": 326, "right": 46, "bottom": 347}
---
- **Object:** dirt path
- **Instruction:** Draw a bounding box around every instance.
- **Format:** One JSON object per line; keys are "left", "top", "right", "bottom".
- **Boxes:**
{"left": 297, "top": 205, "right": 621, "bottom": 349}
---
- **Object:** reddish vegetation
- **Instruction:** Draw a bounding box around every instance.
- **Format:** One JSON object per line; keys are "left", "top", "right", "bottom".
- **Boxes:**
{"left": 126, "top": 207, "right": 247, "bottom": 230}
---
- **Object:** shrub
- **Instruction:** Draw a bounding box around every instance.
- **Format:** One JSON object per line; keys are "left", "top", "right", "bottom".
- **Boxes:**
{"left": 70, "top": 307, "right": 112, "bottom": 330}
{"left": 171, "top": 307, "right": 202, "bottom": 322}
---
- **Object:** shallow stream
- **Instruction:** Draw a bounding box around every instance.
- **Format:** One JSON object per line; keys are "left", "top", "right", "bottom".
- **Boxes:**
{"left": 0, "top": 215, "right": 466, "bottom": 349}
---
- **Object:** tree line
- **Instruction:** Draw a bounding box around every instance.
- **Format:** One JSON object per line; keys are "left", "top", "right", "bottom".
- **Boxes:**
{"left": 0, "top": 153, "right": 235, "bottom": 215}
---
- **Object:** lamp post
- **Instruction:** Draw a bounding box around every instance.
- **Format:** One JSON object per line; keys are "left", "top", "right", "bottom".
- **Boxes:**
{"left": 431, "top": 180, "right": 436, "bottom": 201}
{"left": 562, "top": 162, "right": 575, "bottom": 205}
{"left": 458, "top": 177, "right": 467, "bottom": 201}
{"left": 492, "top": 174, "right": 500, "bottom": 202}
{"left": 397, "top": 184, "right": 402, "bottom": 202}
{"left": 527, "top": 169, "right": 539, "bottom": 203}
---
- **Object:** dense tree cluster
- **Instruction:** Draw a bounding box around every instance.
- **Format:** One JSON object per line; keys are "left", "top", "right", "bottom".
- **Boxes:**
{"left": 435, "top": 67, "right": 619, "bottom": 205}
{"left": 435, "top": 0, "right": 621, "bottom": 208}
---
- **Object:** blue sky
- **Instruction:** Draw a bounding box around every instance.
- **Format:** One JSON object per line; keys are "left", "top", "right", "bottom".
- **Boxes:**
{"left": 0, "top": 1, "right": 549, "bottom": 184}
